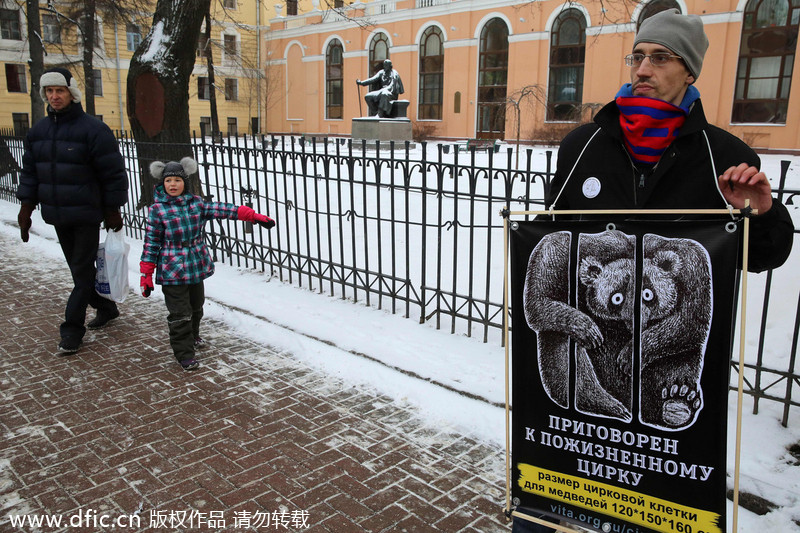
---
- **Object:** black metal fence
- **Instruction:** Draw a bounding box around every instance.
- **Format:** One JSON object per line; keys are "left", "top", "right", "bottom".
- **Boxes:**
{"left": 1, "top": 131, "right": 798, "bottom": 426}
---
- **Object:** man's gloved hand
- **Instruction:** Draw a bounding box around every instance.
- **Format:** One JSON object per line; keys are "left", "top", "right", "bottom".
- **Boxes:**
{"left": 17, "top": 203, "right": 34, "bottom": 242}
{"left": 237, "top": 205, "right": 276, "bottom": 230}
{"left": 140, "top": 261, "right": 155, "bottom": 298}
{"left": 104, "top": 210, "right": 123, "bottom": 232}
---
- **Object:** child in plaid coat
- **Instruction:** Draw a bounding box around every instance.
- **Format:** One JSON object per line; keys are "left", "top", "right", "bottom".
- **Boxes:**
{"left": 140, "top": 157, "right": 275, "bottom": 370}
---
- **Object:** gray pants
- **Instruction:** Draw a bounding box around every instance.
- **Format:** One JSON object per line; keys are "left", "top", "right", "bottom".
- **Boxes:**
{"left": 162, "top": 282, "right": 204, "bottom": 362}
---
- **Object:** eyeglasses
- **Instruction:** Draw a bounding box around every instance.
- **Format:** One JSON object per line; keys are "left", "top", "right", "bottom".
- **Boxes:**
{"left": 624, "top": 52, "right": 682, "bottom": 67}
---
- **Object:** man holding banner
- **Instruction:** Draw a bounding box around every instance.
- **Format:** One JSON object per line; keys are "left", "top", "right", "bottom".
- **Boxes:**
{"left": 513, "top": 8, "right": 793, "bottom": 533}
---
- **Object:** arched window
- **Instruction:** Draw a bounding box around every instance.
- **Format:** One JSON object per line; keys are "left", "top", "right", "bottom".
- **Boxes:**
{"left": 637, "top": 0, "right": 681, "bottom": 30}
{"left": 547, "top": 9, "right": 586, "bottom": 121}
{"left": 369, "top": 33, "right": 390, "bottom": 76}
{"left": 326, "top": 39, "right": 343, "bottom": 119}
{"left": 477, "top": 18, "right": 508, "bottom": 139}
{"left": 419, "top": 26, "right": 444, "bottom": 120}
{"left": 732, "top": 0, "right": 800, "bottom": 124}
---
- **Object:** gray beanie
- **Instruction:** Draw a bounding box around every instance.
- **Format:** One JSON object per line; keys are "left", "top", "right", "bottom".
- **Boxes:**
{"left": 634, "top": 8, "right": 708, "bottom": 81}
{"left": 39, "top": 67, "right": 82, "bottom": 103}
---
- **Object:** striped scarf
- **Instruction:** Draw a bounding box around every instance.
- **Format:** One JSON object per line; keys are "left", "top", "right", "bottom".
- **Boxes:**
{"left": 615, "top": 84, "right": 698, "bottom": 164}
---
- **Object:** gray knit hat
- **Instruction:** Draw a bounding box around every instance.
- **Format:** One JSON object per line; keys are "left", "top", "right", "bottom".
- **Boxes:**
{"left": 150, "top": 157, "right": 198, "bottom": 193}
{"left": 39, "top": 67, "right": 82, "bottom": 103}
{"left": 634, "top": 8, "right": 709, "bottom": 81}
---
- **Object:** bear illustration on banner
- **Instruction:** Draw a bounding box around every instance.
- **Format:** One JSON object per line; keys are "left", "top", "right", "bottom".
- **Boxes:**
{"left": 523, "top": 230, "right": 712, "bottom": 430}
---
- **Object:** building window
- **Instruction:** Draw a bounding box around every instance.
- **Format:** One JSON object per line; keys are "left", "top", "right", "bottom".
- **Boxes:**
{"left": 286, "top": 0, "right": 298, "bottom": 16}
{"left": 126, "top": 23, "right": 141, "bottom": 51}
{"left": 223, "top": 34, "right": 237, "bottom": 60}
{"left": 197, "top": 34, "right": 208, "bottom": 57}
{"left": 198, "top": 77, "right": 210, "bottom": 100}
{"left": 227, "top": 117, "right": 238, "bottom": 136}
{"left": 251, "top": 117, "right": 259, "bottom": 134}
{"left": 418, "top": 26, "right": 444, "bottom": 120}
{"left": 326, "top": 39, "right": 343, "bottom": 119}
{"left": 200, "top": 116, "right": 212, "bottom": 136}
{"left": 42, "top": 14, "right": 61, "bottom": 44}
{"left": 224, "top": 0, "right": 237, "bottom": 8}
{"left": 732, "top": 0, "right": 800, "bottom": 124}
{"left": 12, "top": 112, "right": 28, "bottom": 135}
{"left": 5, "top": 64, "right": 26, "bottom": 93}
{"left": 637, "top": 0, "right": 681, "bottom": 30}
{"left": 547, "top": 8, "right": 586, "bottom": 121}
{"left": 224, "top": 78, "right": 238, "bottom": 101}
{"left": 93, "top": 69, "right": 103, "bottom": 97}
{"left": 0, "top": 9, "right": 20, "bottom": 41}
{"left": 369, "top": 33, "right": 390, "bottom": 75}
{"left": 477, "top": 18, "right": 508, "bottom": 139}
{"left": 78, "top": 15, "right": 103, "bottom": 50}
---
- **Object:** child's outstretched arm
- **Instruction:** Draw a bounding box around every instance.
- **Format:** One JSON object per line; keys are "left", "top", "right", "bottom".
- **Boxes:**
{"left": 237, "top": 205, "right": 276, "bottom": 229}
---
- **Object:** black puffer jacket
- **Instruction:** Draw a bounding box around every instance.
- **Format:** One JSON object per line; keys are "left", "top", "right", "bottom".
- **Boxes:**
{"left": 17, "top": 102, "right": 127, "bottom": 226}
{"left": 547, "top": 99, "right": 794, "bottom": 272}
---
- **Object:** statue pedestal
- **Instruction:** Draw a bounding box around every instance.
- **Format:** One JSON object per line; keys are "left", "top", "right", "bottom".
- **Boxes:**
{"left": 351, "top": 117, "right": 413, "bottom": 145}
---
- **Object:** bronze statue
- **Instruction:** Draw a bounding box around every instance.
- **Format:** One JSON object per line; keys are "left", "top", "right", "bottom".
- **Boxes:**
{"left": 356, "top": 59, "right": 404, "bottom": 118}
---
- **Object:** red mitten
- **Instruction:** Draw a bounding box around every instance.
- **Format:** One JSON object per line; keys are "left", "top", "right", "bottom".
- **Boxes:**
{"left": 140, "top": 261, "right": 155, "bottom": 297}
{"left": 238, "top": 205, "right": 275, "bottom": 229}
{"left": 253, "top": 213, "right": 276, "bottom": 229}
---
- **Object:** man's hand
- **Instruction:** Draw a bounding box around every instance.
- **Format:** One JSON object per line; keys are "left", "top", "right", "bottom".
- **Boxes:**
{"left": 718, "top": 164, "right": 773, "bottom": 215}
{"left": 17, "top": 203, "right": 34, "bottom": 242}
{"left": 104, "top": 210, "right": 123, "bottom": 231}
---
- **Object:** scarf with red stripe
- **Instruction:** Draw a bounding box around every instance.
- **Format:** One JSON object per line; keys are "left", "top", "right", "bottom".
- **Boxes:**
{"left": 615, "top": 84, "right": 699, "bottom": 164}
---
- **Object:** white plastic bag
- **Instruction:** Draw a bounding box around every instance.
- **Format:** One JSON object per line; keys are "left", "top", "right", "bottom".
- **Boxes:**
{"left": 95, "top": 230, "right": 130, "bottom": 303}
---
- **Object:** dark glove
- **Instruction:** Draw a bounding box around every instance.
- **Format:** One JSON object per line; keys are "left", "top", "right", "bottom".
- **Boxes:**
{"left": 104, "top": 210, "right": 123, "bottom": 232}
{"left": 237, "top": 205, "right": 276, "bottom": 230}
{"left": 140, "top": 261, "right": 155, "bottom": 297}
{"left": 17, "top": 203, "right": 34, "bottom": 242}
{"left": 253, "top": 213, "right": 276, "bottom": 229}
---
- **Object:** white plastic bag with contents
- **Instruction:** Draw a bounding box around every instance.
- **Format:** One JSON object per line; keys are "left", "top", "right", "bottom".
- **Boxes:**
{"left": 95, "top": 230, "right": 130, "bottom": 302}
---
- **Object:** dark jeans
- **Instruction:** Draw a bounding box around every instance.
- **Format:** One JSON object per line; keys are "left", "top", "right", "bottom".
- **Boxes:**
{"left": 55, "top": 225, "right": 118, "bottom": 341}
{"left": 162, "top": 282, "right": 204, "bottom": 362}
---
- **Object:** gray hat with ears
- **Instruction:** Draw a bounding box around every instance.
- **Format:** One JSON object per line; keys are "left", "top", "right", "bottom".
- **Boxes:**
{"left": 634, "top": 8, "right": 709, "bottom": 81}
{"left": 39, "top": 67, "right": 82, "bottom": 103}
{"left": 150, "top": 157, "right": 198, "bottom": 193}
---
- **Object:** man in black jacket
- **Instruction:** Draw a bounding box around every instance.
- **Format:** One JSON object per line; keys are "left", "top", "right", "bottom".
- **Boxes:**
{"left": 16, "top": 67, "right": 128, "bottom": 354}
{"left": 515, "top": 8, "right": 793, "bottom": 533}
{"left": 545, "top": 8, "right": 793, "bottom": 274}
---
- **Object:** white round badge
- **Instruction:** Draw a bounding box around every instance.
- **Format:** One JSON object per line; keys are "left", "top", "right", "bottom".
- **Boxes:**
{"left": 582, "top": 177, "right": 601, "bottom": 199}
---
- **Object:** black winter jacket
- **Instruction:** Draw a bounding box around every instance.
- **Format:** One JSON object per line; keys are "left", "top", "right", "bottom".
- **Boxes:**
{"left": 17, "top": 103, "right": 127, "bottom": 226}
{"left": 547, "top": 99, "right": 794, "bottom": 272}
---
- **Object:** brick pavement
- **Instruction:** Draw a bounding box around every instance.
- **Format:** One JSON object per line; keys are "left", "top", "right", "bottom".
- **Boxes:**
{"left": 0, "top": 229, "right": 511, "bottom": 532}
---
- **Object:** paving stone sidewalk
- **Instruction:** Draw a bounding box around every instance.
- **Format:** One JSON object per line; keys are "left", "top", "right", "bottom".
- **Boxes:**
{"left": 0, "top": 230, "right": 511, "bottom": 532}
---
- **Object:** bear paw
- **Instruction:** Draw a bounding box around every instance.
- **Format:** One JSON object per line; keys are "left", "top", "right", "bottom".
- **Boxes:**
{"left": 660, "top": 383, "right": 702, "bottom": 428}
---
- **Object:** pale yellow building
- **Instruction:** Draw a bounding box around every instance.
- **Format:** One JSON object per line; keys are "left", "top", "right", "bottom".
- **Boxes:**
{"left": 0, "top": 0, "right": 297, "bottom": 136}
{"left": 264, "top": 0, "right": 800, "bottom": 152}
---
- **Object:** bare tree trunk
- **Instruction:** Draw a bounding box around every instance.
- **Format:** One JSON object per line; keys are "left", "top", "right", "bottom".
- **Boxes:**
{"left": 127, "top": 0, "right": 211, "bottom": 207}
{"left": 204, "top": 11, "right": 220, "bottom": 139}
{"left": 26, "top": 0, "right": 45, "bottom": 124}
